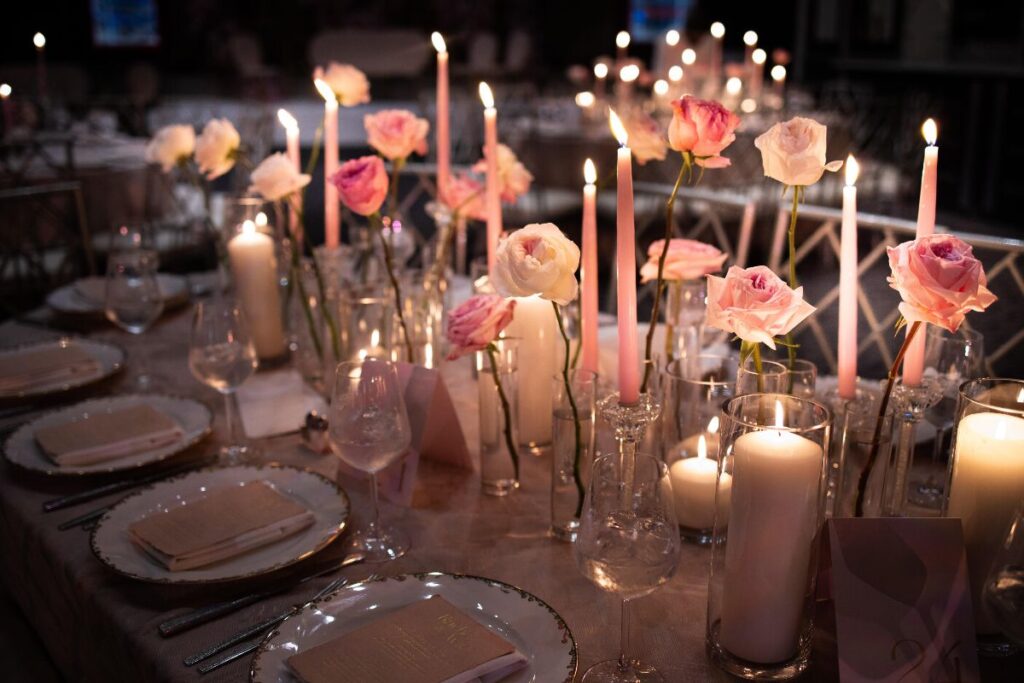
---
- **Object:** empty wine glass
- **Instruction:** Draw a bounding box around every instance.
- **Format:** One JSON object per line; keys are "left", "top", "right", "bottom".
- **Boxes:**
{"left": 329, "top": 359, "right": 412, "bottom": 562}
{"left": 573, "top": 452, "right": 681, "bottom": 682}
{"left": 105, "top": 248, "right": 164, "bottom": 389}
{"left": 189, "top": 299, "right": 258, "bottom": 464}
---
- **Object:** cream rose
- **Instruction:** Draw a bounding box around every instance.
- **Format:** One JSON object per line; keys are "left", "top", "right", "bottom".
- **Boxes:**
{"left": 640, "top": 239, "right": 728, "bottom": 282}
{"left": 706, "top": 265, "right": 816, "bottom": 349}
{"left": 316, "top": 62, "right": 370, "bottom": 107}
{"left": 473, "top": 144, "right": 533, "bottom": 203}
{"left": 754, "top": 117, "right": 843, "bottom": 186}
{"left": 364, "top": 109, "right": 429, "bottom": 161}
{"left": 145, "top": 124, "right": 195, "bottom": 172}
{"left": 194, "top": 118, "right": 240, "bottom": 180}
{"left": 248, "top": 153, "right": 311, "bottom": 201}
{"left": 491, "top": 223, "right": 580, "bottom": 305}
{"left": 625, "top": 112, "right": 667, "bottom": 166}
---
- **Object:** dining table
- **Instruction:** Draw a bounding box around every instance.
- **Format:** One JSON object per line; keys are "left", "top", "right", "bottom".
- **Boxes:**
{"left": 1, "top": 292, "right": 1022, "bottom": 682}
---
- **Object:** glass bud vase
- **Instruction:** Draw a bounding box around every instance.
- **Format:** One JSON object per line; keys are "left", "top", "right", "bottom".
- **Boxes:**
{"left": 476, "top": 339, "right": 520, "bottom": 496}
{"left": 287, "top": 257, "right": 334, "bottom": 393}
{"left": 707, "top": 393, "right": 831, "bottom": 680}
{"left": 550, "top": 368, "right": 597, "bottom": 542}
{"left": 663, "top": 279, "right": 707, "bottom": 377}
{"left": 337, "top": 286, "right": 393, "bottom": 364}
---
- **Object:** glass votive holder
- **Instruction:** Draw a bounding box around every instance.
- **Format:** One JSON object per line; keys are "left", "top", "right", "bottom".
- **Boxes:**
{"left": 337, "top": 286, "right": 393, "bottom": 364}
{"left": 786, "top": 358, "right": 818, "bottom": 398}
{"left": 550, "top": 368, "right": 598, "bottom": 541}
{"left": 476, "top": 339, "right": 520, "bottom": 495}
{"left": 943, "top": 378, "right": 1024, "bottom": 651}
{"left": 707, "top": 393, "right": 831, "bottom": 680}
{"left": 736, "top": 357, "right": 787, "bottom": 395}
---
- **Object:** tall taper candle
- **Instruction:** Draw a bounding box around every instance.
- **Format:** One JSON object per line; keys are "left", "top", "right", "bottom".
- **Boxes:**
{"left": 277, "top": 109, "right": 301, "bottom": 234}
{"left": 0, "top": 84, "right": 12, "bottom": 133}
{"left": 479, "top": 82, "right": 501, "bottom": 271}
{"left": 581, "top": 159, "right": 599, "bottom": 375}
{"left": 710, "top": 22, "right": 725, "bottom": 94}
{"left": 610, "top": 110, "right": 639, "bottom": 404}
{"left": 314, "top": 78, "right": 340, "bottom": 249}
{"left": 837, "top": 156, "right": 859, "bottom": 400}
{"left": 432, "top": 32, "right": 451, "bottom": 195}
{"left": 903, "top": 118, "right": 938, "bottom": 386}
{"left": 33, "top": 33, "right": 47, "bottom": 102}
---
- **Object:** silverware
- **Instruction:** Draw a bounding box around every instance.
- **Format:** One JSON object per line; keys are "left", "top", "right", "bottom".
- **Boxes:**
{"left": 159, "top": 552, "right": 365, "bottom": 637}
{"left": 57, "top": 504, "right": 113, "bottom": 531}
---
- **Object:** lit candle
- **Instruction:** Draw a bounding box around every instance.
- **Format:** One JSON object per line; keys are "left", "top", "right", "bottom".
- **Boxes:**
{"left": 710, "top": 22, "right": 725, "bottom": 93}
{"left": 432, "top": 32, "right": 451, "bottom": 195}
{"left": 837, "top": 156, "right": 859, "bottom": 400}
{"left": 227, "top": 218, "right": 286, "bottom": 360}
{"left": 771, "top": 64, "right": 787, "bottom": 100}
{"left": 479, "top": 82, "right": 501, "bottom": 272}
{"left": 314, "top": 78, "right": 340, "bottom": 249}
{"left": 593, "top": 62, "right": 609, "bottom": 100}
{"left": 610, "top": 109, "right": 639, "bottom": 404}
{"left": 0, "top": 84, "right": 12, "bottom": 133}
{"left": 277, "top": 109, "right": 301, "bottom": 234}
{"left": 615, "top": 30, "right": 630, "bottom": 61}
{"left": 946, "top": 411, "right": 1024, "bottom": 633}
{"left": 581, "top": 159, "right": 599, "bottom": 375}
{"left": 33, "top": 32, "right": 47, "bottom": 101}
{"left": 506, "top": 294, "right": 559, "bottom": 447}
{"left": 617, "top": 64, "right": 639, "bottom": 108}
{"left": 719, "top": 400, "right": 824, "bottom": 664}
{"left": 902, "top": 118, "right": 939, "bottom": 386}
{"left": 743, "top": 30, "right": 758, "bottom": 79}
{"left": 669, "top": 419, "right": 732, "bottom": 531}
{"left": 750, "top": 48, "right": 766, "bottom": 100}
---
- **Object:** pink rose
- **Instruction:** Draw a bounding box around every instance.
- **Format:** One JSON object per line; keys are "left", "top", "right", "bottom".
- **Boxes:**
{"left": 440, "top": 173, "right": 486, "bottom": 221}
{"left": 754, "top": 116, "right": 843, "bottom": 186}
{"left": 706, "top": 265, "right": 816, "bottom": 349}
{"left": 640, "top": 239, "right": 728, "bottom": 283}
{"left": 887, "top": 234, "right": 997, "bottom": 332}
{"left": 364, "top": 109, "right": 429, "bottom": 161}
{"left": 446, "top": 294, "right": 516, "bottom": 360}
{"left": 330, "top": 155, "right": 388, "bottom": 216}
{"left": 473, "top": 144, "right": 533, "bottom": 203}
{"left": 625, "top": 112, "right": 667, "bottom": 166}
{"left": 668, "top": 96, "right": 740, "bottom": 168}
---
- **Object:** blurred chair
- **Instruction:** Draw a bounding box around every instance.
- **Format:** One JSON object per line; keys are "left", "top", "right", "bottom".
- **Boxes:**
{"left": 308, "top": 30, "right": 430, "bottom": 78}
{"left": 226, "top": 32, "right": 281, "bottom": 99}
{"left": 504, "top": 30, "right": 533, "bottom": 74}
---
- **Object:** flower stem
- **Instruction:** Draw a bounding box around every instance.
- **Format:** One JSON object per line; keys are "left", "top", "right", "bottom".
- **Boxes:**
{"left": 785, "top": 187, "right": 802, "bottom": 378}
{"left": 290, "top": 194, "right": 340, "bottom": 359}
{"left": 388, "top": 157, "right": 405, "bottom": 218}
{"left": 752, "top": 342, "right": 765, "bottom": 393}
{"left": 553, "top": 302, "right": 585, "bottom": 517}
{"left": 487, "top": 343, "right": 519, "bottom": 481}
{"left": 373, "top": 212, "right": 414, "bottom": 361}
{"left": 854, "top": 321, "right": 922, "bottom": 517}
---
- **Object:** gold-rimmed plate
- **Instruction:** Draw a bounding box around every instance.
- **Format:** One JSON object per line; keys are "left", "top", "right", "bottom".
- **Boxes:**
{"left": 46, "top": 274, "right": 190, "bottom": 316}
{"left": 91, "top": 464, "right": 349, "bottom": 584}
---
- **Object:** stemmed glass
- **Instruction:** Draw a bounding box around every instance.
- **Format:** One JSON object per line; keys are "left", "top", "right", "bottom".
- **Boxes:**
{"left": 329, "top": 359, "right": 412, "bottom": 562}
{"left": 105, "top": 249, "right": 164, "bottom": 389}
{"left": 573, "top": 452, "right": 682, "bottom": 682}
{"left": 189, "top": 300, "right": 258, "bottom": 464}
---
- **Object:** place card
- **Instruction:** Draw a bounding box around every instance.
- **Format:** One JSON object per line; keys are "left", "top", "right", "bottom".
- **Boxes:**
{"left": 395, "top": 362, "right": 472, "bottom": 470}
{"left": 35, "top": 404, "right": 183, "bottom": 467}
{"left": 815, "top": 517, "right": 980, "bottom": 682}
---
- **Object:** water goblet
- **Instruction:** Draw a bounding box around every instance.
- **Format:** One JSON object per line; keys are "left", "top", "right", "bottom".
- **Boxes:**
{"left": 105, "top": 248, "right": 164, "bottom": 389}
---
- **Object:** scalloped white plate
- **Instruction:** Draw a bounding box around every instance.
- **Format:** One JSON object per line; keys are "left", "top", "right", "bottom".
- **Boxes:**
{"left": 0, "top": 338, "right": 124, "bottom": 400}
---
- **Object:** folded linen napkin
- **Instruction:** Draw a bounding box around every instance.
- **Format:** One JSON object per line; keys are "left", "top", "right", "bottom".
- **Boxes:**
{"left": 34, "top": 404, "right": 184, "bottom": 467}
{"left": 0, "top": 345, "right": 101, "bottom": 394}
{"left": 129, "top": 480, "right": 315, "bottom": 571}
{"left": 286, "top": 595, "right": 528, "bottom": 683}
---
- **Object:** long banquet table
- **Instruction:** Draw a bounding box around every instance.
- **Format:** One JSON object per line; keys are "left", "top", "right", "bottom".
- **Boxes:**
{"left": 2, "top": 303, "right": 1022, "bottom": 682}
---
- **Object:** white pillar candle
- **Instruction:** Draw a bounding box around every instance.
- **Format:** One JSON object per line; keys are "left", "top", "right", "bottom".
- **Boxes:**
{"left": 670, "top": 434, "right": 732, "bottom": 531}
{"left": 227, "top": 220, "right": 286, "bottom": 360}
{"left": 506, "top": 295, "right": 559, "bottom": 447}
{"left": 946, "top": 411, "right": 1024, "bottom": 633}
{"left": 720, "top": 403, "right": 823, "bottom": 664}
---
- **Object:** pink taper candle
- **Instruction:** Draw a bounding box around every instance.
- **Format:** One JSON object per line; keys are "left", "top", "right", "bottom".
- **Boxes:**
{"left": 1, "top": 85, "right": 13, "bottom": 133}
{"left": 480, "top": 82, "right": 501, "bottom": 272}
{"left": 610, "top": 110, "right": 639, "bottom": 404}
{"left": 314, "top": 78, "right": 340, "bottom": 249}
{"left": 277, "top": 109, "right": 301, "bottom": 234}
{"left": 903, "top": 118, "right": 939, "bottom": 386}
{"left": 432, "top": 32, "right": 451, "bottom": 196}
{"left": 581, "top": 159, "right": 599, "bottom": 375}
{"left": 710, "top": 23, "right": 725, "bottom": 93}
{"left": 838, "top": 155, "right": 860, "bottom": 400}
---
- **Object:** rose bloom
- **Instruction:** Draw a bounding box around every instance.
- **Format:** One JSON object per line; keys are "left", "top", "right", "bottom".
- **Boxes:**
{"left": 668, "top": 96, "right": 740, "bottom": 168}
{"left": 445, "top": 294, "right": 516, "bottom": 360}
{"left": 474, "top": 144, "right": 533, "bottom": 202}
{"left": 440, "top": 173, "right": 487, "bottom": 221}
{"left": 887, "top": 234, "right": 997, "bottom": 332}
{"left": 364, "top": 109, "right": 429, "bottom": 161}
{"left": 640, "top": 239, "right": 728, "bottom": 283}
{"left": 145, "top": 124, "right": 195, "bottom": 172}
{"left": 194, "top": 118, "right": 240, "bottom": 180}
{"left": 331, "top": 155, "right": 388, "bottom": 216}
{"left": 754, "top": 116, "right": 843, "bottom": 186}
{"left": 706, "top": 265, "right": 816, "bottom": 349}
{"left": 625, "top": 112, "right": 667, "bottom": 166}
{"left": 316, "top": 62, "right": 370, "bottom": 106}
{"left": 248, "top": 153, "right": 311, "bottom": 201}
{"left": 491, "top": 223, "right": 580, "bottom": 305}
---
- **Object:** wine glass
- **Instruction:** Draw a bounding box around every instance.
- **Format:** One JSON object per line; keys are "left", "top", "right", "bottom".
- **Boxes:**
{"left": 105, "top": 248, "right": 164, "bottom": 389}
{"left": 329, "top": 359, "right": 412, "bottom": 562}
{"left": 573, "top": 452, "right": 682, "bottom": 682}
{"left": 189, "top": 299, "right": 258, "bottom": 464}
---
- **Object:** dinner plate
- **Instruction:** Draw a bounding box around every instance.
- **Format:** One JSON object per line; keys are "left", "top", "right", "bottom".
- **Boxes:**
{"left": 250, "top": 572, "right": 577, "bottom": 683}
{"left": 46, "top": 273, "right": 190, "bottom": 316}
{"left": 3, "top": 393, "right": 211, "bottom": 475}
{"left": 91, "top": 464, "right": 349, "bottom": 584}
{"left": 0, "top": 338, "right": 124, "bottom": 400}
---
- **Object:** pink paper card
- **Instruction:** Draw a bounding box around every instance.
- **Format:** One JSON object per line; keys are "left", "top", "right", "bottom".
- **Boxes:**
{"left": 395, "top": 362, "right": 472, "bottom": 471}
{"left": 816, "top": 518, "right": 980, "bottom": 682}
{"left": 335, "top": 450, "right": 419, "bottom": 507}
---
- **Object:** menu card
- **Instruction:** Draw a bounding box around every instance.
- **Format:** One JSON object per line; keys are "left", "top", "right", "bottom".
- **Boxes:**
{"left": 0, "top": 344, "right": 100, "bottom": 394}
{"left": 35, "top": 404, "right": 183, "bottom": 466}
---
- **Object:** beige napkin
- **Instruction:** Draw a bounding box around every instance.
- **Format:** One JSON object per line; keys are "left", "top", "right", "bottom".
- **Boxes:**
{"left": 286, "top": 595, "right": 528, "bottom": 683}
{"left": 129, "top": 481, "right": 314, "bottom": 571}
{"left": 0, "top": 345, "right": 101, "bottom": 394}
{"left": 34, "top": 404, "right": 184, "bottom": 467}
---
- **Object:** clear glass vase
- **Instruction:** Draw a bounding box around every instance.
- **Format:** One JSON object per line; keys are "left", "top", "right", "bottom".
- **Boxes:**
{"left": 477, "top": 339, "right": 520, "bottom": 496}
{"left": 551, "top": 368, "right": 597, "bottom": 542}
{"left": 337, "top": 285, "right": 394, "bottom": 363}
{"left": 398, "top": 269, "right": 447, "bottom": 369}
{"left": 830, "top": 394, "right": 893, "bottom": 518}
{"left": 662, "top": 279, "right": 707, "bottom": 377}
{"left": 287, "top": 257, "right": 335, "bottom": 393}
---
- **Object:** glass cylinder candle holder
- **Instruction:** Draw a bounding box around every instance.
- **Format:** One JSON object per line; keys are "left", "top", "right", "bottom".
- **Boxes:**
{"left": 707, "top": 393, "right": 831, "bottom": 680}
{"left": 337, "top": 287, "right": 393, "bottom": 364}
{"left": 476, "top": 339, "right": 520, "bottom": 496}
{"left": 550, "top": 368, "right": 597, "bottom": 541}
{"left": 943, "top": 378, "right": 1024, "bottom": 650}
{"left": 736, "top": 357, "right": 787, "bottom": 395}
{"left": 786, "top": 358, "right": 818, "bottom": 399}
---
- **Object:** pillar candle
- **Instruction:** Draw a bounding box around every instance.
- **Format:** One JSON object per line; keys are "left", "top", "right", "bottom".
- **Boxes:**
{"left": 581, "top": 159, "right": 599, "bottom": 375}
{"left": 669, "top": 434, "right": 732, "bottom": 531}
{"left": 432, "top": 32, "right": 451, "bottom": 195}
{"left": 946, "top": 411, "right": 1024, "bottom": 633}
{"left": 227, "top": 220, "right": 286, "bottom": 360}
{"left": 902, "top": 119, "right": 938, "bottom": 386}
{"left": 837, "top": 156, "right": 859, "bottom": 400}
{"left": 315, "top": 79, "right": 340, "bottom": 249}
{"left": 479, "top": 82, "right": 501, "bottom": 272}
{"left": 277, "top": 109, "right": 301, "bottom": 235}
{"left": 506, "top": 294, "right": 559, "bottom": 446}
{"left": 609, "top": 111, "right": 639, "bottom": 404}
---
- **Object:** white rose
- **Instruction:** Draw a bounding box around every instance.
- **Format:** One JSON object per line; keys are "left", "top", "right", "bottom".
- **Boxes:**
{"left": 316, "top": 62, "right": 370, "bottom": 107}
{"left": 472, "top": 143, "right": 533, "bottom": 202}
{"left": 491, "top": 223, "right": 580, "bottom": 305}
{"left": 248, "top": 153, "right": 311, "bottom": 201}
{"left": 754, "top": 116, "right": 842, "bottom": 187}
{"left": 194, "top": 118, "right": 240, "bottom": 180}
{"left": 145, "top": 124, "right": 195, "bottom": 172}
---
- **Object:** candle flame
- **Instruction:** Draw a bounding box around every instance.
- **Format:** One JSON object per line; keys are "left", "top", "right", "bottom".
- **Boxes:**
{"left": 653, "top": 79, "right": 669, "bottom": 96}
{"left": 665, "top": 30, "right": 680, "bottom": 46}
{"left": 0, "top": 83, "right": 10, "bottom": 99}
{"left": 619, "top": 64, "right": 640, "bottom": 82}
{"left": 708, "top": 416, "right": 720, "bottom": 435}
{"left": 584, "top": 158, "right": 597, "bottom": 185}
{"left": 608, "top": 109, "right": 628, "bottom": 146}
{"left": 313, "top": 78, "right": 336, "bottom": 103}
{"left": 276, "top": 108, "right": 297, "bottom": 131}
{"left": 594, "top": 62, "right": 609, "bottom": 79}
{"left": 255, "top": 212, "right": 268, "bottom": 227}
{"left": 922, "top": 118, "right": 938, "bottom": 145}
{"left": 241, "top": 219, "right": 256, "bottom": 235}
{"left": 33, "top": 32, "right": 46, "bottom": 49}
{"left": 771, "top": 65, "right": 787, "bottom": 82}
{"left": 710, "top": 22, "right": 725, "bottom": 39}
{"left": 752, "top": 48, "right": 767, "bottom": 65}
{"left": 616, "top": 31, "right": 630, "bottom": 49}
{"left": 575, "top": 91, "right": 595, "bottom": 108}
{"left": 478, "top": 81, "right": 494, "bottom": 109}
{"left": 845, "top": 155, "right": 860, "bottom": 186}
{"left": 774, "top": 400, "right": 785, "bottom": 428}
{"left": 370, "top": 329, "right": 380, "bottom": 347}
{"left": 743, "top": 30, "right": 758, "bottom": 46}
{"left": 431, "top": 31, "right": 446, "bottom": 54}
{"left": 698, "top": 434, "right": 708, "bottom": 460}
{"left": 682, "top": 48, "right": 697, "bottom": 65}
{"left": 668, "top": 65, "right": 683, "bottom": 82}
{"left": 725, "top": 77, "right": 742, "bottom": 95}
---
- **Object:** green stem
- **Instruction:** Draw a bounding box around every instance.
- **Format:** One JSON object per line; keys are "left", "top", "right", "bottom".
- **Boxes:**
{"left": 785, "top": 186, "right": 802, "bottom": 380}
{"left": 571, "top": 295, "right": 582, "bottom": 369}
{"left": 373, "top": 212, "right": 415, "bottom": 361}
{"left": 290, "top": 194, "right": 340, "bottom": 359}
{"left": 487, "top": 343, "right": 519, "bottom": 481}
{"left": 752, "top": 343, "right": 765, "bottom": 393}
{"left": 553, "top": 302, "right": 585, "bottom": 518}
{"left": 289, "top": 239, "right": 324, "bottom": 361}
{"left": 388, "top": 157, "right": 405, "bottom": 219}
